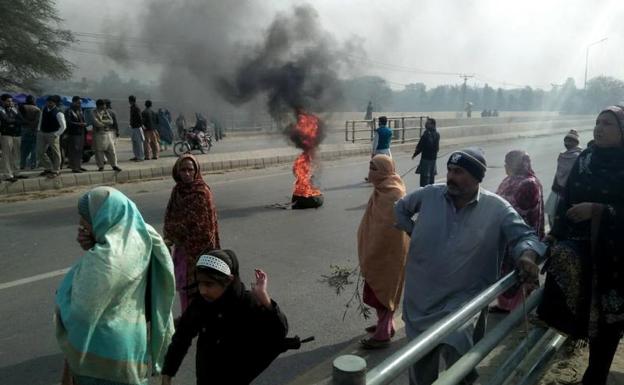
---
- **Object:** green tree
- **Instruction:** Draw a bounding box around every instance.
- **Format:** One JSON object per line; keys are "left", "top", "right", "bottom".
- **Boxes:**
{"left": 585, "top": 76, "right": 624, "bottom": 113}
{"left": 0, "top": 0, "right": 74, "bottom": 90}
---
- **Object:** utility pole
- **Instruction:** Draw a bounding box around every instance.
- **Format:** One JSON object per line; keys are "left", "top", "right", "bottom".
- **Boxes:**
{"left": 584, "top": 37, "right": 608, "bottom": 89}
{"left": 460, "top": 74, "right": 474, "bottom": 116}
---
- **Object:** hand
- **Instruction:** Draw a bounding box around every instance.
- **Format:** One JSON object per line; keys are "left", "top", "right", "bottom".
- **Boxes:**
{"left": 251, "top": 269, "right": 272, "bottom": 308}
{"left": 411, "top": 155, "right": 415, "bottom": 160}
{"left": 77, "top": 226, "right": 95, "bottom": 251}
{"left": 566, "top": 202, "right": 594, "bottom": 223}
{"left": 161, "top": 375, "right": 172, "bottom": 385}
{"left": 516, "top": 250, "right": 540, "bottom": 290}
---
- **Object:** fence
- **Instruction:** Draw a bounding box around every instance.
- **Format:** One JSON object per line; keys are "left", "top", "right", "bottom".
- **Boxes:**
{"left": 332, "top": 271, "right": 566, "bottom": 385}
{"left": 344, "top": 116, "right": 428, "bottom": 144}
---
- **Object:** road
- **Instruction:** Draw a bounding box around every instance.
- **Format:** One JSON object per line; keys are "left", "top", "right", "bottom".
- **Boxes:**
{"left": 0, "top": 129, "right": 594, "bottom": 385}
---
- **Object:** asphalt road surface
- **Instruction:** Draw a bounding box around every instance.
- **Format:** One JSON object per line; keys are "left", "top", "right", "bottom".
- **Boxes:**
{"left": 0, "top": 129, "right": 594, "bottom": 385}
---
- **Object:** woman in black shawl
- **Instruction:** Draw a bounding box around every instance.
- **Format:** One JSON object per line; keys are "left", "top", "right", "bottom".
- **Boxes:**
{"left": 538, "top": 105, "right": 624, "bottom": 385}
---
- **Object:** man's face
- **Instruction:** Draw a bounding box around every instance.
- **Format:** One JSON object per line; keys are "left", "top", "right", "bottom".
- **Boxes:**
{"left": 446, "top": 164, "right": 479, "bottom": 197}
{"left": 425, "top": 120, "right": 434, "bottom": 130}
{"left": 3, "top": 98, "right": 12, "bottom": 108}
{"left": 46, "top": 100, "right": 55, "bottom": 109}
{"left": 73, "top": 100, "right": 81, "bottom": 109}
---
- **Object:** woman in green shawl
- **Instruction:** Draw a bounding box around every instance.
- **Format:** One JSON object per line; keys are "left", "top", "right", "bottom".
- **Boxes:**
{"left": 55, "top": 186, "right": 176, "bottom": 385}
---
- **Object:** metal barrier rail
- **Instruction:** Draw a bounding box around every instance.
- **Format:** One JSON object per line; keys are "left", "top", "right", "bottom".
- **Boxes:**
{"left": 332, "top": 272, "right": 565, "bottom": 385}
{"left": 344, "top": 116, "right": 428, "bottom": 144}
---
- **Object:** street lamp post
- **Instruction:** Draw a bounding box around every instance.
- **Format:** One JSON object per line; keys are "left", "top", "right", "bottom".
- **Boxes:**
{"left": 584, "top": 37, "right": 608, "bottom": 89}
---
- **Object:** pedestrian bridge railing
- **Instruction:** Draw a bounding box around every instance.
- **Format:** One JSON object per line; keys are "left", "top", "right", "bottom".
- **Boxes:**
{"left": 344, "top": 116, "right": 428, "bottom": 144}
{"left": 332, "top": 271, "right": 566, "bottom": 385}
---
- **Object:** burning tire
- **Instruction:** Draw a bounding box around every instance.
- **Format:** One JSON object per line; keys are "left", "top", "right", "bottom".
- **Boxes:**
{"left": 291, "top": 194, "right": 324, "bottom": 209}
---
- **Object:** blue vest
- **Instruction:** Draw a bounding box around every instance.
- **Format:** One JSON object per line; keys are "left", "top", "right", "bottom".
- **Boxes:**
{"left": 376, "top": 126, "right": 392, "bottom": 150}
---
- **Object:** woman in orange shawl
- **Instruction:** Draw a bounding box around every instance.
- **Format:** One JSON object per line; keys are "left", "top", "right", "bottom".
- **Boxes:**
{"left": 358, "top": 155, "right": 410, "bottom": 349}
{"left": 164, "top": 154, "right": 220, "bottom": 312}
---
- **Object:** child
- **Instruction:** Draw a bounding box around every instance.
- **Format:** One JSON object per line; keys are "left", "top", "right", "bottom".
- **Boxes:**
{"left": 161, "top": 249, "right": 288, "bottom": 385}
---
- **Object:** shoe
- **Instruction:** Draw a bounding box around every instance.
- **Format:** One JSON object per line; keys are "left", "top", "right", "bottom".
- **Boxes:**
{"left": 112, "top": 166, "right": 122, "bottom": 172}
{"left": 6, "top": 176, "right": 18, "bottom": 183}
{"left": 360, "top": 338, "right": 390, "bottom": 350}
{"left": 152, "top": 157, "right": 158, "bottom": 160}
{"left": 46, "top": 172, "right": 60, "bottom": 179}
{"left": 80, "top": 167, "right": 88, "bottom": 172}
{"left": 98, "top": 167, "right": 104, "bottom": 172}
{"left": 129, "top": 157, "right": 138, "bottom": 161}
{"left": 364, "top": 325, "right": 396, "bottom": 338}
{"left": 72, "top": 169, "right": 83, "bottom": 173}
{"left": 16, "top": 175, "right": 28, "bottom": 179}
{"left": 39, "top": 170, "right": 52, "bottom": 176}
{"left": 144, "top": 158, "right": 150, "bottom": 161}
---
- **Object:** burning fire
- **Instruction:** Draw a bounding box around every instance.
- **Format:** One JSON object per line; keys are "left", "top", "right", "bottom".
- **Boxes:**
{"left": 292, "top": 111, "right": 322, "bottom": 198}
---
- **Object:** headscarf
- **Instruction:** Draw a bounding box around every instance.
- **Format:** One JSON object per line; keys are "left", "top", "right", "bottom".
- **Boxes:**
{"left": 164, "top": 154, "right": 220, "bottom": 291}
{"left": 357, "top": 155, "right": 409, "bottom": 310}
{"left": 497, "top": 151, "right": 544, "bottom": 238}
{"left": 55, "top": 187, "right": 175, "bottom": 384}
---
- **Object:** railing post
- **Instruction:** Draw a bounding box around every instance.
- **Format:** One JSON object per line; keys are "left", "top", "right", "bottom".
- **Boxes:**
{"left": 333, "top": 355, "right": 367, "bottom": 385}
{"left": 401, "top": 117, "right": 405, "bottom": 143}
{"left": 345, "top": 121, "right": 349, "bottom": 142}
{"left": 352, "top": 121, "right": 356, "bottom": 144}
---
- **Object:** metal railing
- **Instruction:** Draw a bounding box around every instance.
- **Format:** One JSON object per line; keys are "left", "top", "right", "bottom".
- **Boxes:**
{"left": 344, "top": 116, "right": 428, "bottom": 144}
{"left": 332, "top": 272, "right": 566, "bottom": 385}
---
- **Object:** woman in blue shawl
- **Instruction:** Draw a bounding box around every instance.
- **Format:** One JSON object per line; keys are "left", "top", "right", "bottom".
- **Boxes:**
{"left": 55, "top": 186, "right": 176, "bottom": 385}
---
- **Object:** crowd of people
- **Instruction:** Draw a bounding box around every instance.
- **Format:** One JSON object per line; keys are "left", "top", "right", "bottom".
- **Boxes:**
{"left": 51, "top": 105, "right": 624, "bottom": 385}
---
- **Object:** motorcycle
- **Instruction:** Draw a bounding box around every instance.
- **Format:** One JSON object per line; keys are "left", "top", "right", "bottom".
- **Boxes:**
{"left": 173, "top": 128, "right": 213, "bottom": 156}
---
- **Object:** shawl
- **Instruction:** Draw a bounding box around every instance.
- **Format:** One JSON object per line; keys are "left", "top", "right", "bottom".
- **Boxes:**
{"left": 164, "top": 154, "right": 220, "bottom": 291}
{"left": 357, "top": 155, "right": 409, "bottom": 311}
{"left": 554, "top": 147, "right": 582, "bottom": 190}
{"left": 496, "top": 150, "right": 545, "bottom": 238}
{"left": 55, "top": 187, "right": 175, "bottom": 384}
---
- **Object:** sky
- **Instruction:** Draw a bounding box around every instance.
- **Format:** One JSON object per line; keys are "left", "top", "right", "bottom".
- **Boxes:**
{"left": 57, "top": 0, "right": 624, "bottom": 90}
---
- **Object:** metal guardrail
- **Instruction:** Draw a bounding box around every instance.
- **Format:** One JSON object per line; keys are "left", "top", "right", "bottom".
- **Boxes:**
{"left": 344, "top": 116, "right": 428, "bottom": 144}
{"left": 332, "top": 272, "right": 565, "bottom": 385}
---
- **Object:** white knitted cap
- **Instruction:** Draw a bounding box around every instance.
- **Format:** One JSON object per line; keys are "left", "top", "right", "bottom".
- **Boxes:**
{"left": 196, "top": 254, "right": 231, "bottom": 276}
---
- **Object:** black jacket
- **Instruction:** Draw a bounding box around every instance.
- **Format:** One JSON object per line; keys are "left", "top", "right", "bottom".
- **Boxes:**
{"left": 65, "top": 108, "right": 85, "bottom": 136}
{"left": 129, "top": 104, "right": 143, "bottom": 128}
{"left": 162, "top": 282, "right": 288, "bottom": 385}
{"left": 413, "top": 128, "right": 440, "bottom": 160}
{"left": 0, "top": 106, "right": 21, "bottom": 136}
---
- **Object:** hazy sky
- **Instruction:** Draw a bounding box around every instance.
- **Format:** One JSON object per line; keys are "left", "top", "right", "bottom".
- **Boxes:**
{"left": 58, "top": 0, "right": 624, "bottom": 90}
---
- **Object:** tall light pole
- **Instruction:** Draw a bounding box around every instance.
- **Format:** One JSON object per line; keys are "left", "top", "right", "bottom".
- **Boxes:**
{"left": 584, "top": 37, "right": 608, "bottom": 89}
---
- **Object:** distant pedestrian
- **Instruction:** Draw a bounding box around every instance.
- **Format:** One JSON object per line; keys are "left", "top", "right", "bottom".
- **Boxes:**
{"left": 395, "top": 147, "right": 544, "bottom": 385}
{"left": 128, "top": 95, "right": 145, "bottom": 161}
{"left": 104, "top": 99, "right": 119, "bottom": 140}
{"left": 56, "top": 186, "right": 175, "bottom": 385}
{"left": 19, "top": 95, "right": 40, "bottom": 170}
{"left": 164, "top": 154, "right": 220, "bottom": 312}
{"left": 36, "top": 95, "right": 65, "bottom": 178}
{"left": 142, "top": 100, "right": 160, "bottom": 160}
{"left": 492, "top": 150, "right": 544, "bottom": 313}
{"left": 92, "top": 99, "right": 121, "bottom": 172}
{"left": 358, "top": 155, "right": 409, "bottom": 349}
{"left": 175, "top": 113, "right": 186, "bottom": 139}
{"left": 157, "top": 108, "right": 174, "bottom": 150}
{"left": 412, "top": 118, "right": 440, "bottom": 187}
{"left": 0, "top": 94, "right": 24, "bottom": 182}
{"left": 364, "top": 100, "right": 373, "bottom": 120}
{"left": 544, "top": 129, "right": 582, "bottom": 227}
{"left": 211, "top": 116, "right": 224, "bottom": 141}
{"left": 160, "top": 249, "right": 288, "bottom": 385}
{"left": 65, "top": 96, "right": 87, "bottom": 173}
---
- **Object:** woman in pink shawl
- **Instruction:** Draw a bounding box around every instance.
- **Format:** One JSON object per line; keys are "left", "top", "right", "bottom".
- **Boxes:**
{"left": 492, "top": 150, "right": 545, "bottom": 312}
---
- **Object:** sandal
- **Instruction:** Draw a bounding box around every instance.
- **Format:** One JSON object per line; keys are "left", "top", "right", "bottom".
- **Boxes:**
{"left": 365, "top": 325, "right": 396, "bottom": 337}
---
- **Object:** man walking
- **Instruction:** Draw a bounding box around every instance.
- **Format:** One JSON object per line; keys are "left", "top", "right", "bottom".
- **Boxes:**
{"left": 141, "top": 100, "right": 160, "bottom": 160}
{"left": 412, "top": 118, "right": 441, "bottom": 187}
{"left": 92, "top": 99, "right": 121, "bottom": 172}
{"left": 394, "top": 147, "right": 543, "bottom": 385}
{"left": 128, "top": 95, "right": 144, "bottom": 161}
{"left": 372, "top": 116, "right": 392, "bottom": 157}
{"left": 65, "top": 96, "right": 87, "bottom": 173}
{"left": 36, "top": 95, "right": 65, "bottom": 178}
{"left": 0, "top": 94, "right": 24, "bottom": 182}
{"left": 19, "top": 95, "right": 40, "bottom": 170}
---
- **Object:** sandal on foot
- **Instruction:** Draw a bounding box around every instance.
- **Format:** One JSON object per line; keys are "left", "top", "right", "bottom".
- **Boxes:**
{"left": 360, "top": 337, "right": 390, "bottom": 350}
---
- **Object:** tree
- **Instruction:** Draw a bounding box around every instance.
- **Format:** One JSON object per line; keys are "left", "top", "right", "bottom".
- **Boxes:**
{"left": 0, "top": 0, "right": 74, "bottom": 91}
{"left": 585, "top": 76, "right": 624, "bottom": 113}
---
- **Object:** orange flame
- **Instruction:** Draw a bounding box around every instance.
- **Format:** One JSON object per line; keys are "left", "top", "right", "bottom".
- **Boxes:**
{"left": 292, "top": 111, "right": 322, "bottom": 197}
